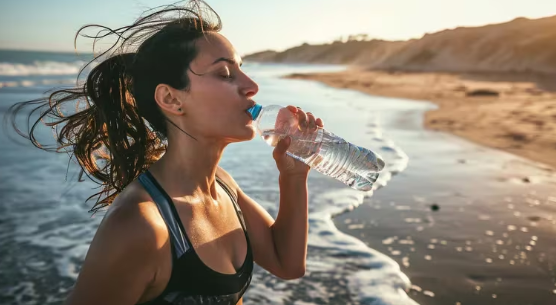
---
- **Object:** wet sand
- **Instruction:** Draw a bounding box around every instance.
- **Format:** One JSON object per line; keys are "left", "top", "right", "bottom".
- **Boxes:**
{"left": 284, "top": 71, "right": 556, "bottom": 304}
{"left": 334, "top": 181, "right": 556, "bottom": 305}
{"left": 286, "top": 69, "right": 556, "bottom": 170}
{"left": 335, "top": 115, "right": 556, "bottom": 305}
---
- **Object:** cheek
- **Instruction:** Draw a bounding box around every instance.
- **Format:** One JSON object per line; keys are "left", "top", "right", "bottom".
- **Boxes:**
{"left": 187, "top": 80, "right": 246, "bottom": 135}
{"left": 197, "top": 79, "right": 237, "bottom": 100}
{"left": 206, "top": 110, "right": 237, "bottom": 130}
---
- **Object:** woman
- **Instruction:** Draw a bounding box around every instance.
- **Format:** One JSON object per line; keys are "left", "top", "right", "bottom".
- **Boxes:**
{"left": 7, "top": 1, "right": 324, "bottom": 305}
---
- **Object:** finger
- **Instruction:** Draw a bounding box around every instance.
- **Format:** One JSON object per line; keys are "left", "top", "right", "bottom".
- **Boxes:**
{"left": 297, "top": 109, "right": 308, "bottom": 131}
{"left": 316, "top": 118, "right": 324, "bottom": 128}
{"left": 272, "top": 136, "right": 291, "bottom": 161}
{"left": 286, "top": 105, "right": 299, "bottom": 113}
{"left": 306, "top": 112, "right": 317, "bottom": 132}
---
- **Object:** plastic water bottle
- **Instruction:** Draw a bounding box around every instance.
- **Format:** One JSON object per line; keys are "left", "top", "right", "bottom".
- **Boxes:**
{"left": 248, "top": 104, "right": 385, "bottom": 191}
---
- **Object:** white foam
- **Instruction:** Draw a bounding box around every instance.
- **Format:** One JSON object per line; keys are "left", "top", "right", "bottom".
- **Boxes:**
{"left": 308, "top": 215, "right": 415, "bottom": 305}
{"left": 0, "top": 60, "right": 94, "bottom": 76}
{"left": 293, "top": 301, "right": 317, "bottom": 305}
{"left": 0, "top": 81, "right": 18, "bottom": 88}
{"left": 0, "top": 78, "right": 77, "bottom": 89}
{"left": 2, "top": 282, "right": 37, "bottom": 304}
{"left": 41, "top": 78, "right": 76, "bottom": 85}
{"left": 246, "top": 273, "right": 294, "bottom": 305}
{"left": 11, "top": 200, "right": 100, "bottom": 281}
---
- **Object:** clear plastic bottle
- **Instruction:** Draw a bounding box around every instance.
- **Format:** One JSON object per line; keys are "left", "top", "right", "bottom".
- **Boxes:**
{"left": 248, "top": 104, "right": 385, "bottom": 191}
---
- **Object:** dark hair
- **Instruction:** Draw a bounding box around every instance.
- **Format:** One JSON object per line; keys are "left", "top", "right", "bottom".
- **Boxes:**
{"left": 5, "top": 1, "right": 222, "bottom": 212}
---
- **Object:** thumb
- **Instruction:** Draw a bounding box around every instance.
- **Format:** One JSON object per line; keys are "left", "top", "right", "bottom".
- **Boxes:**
{"left": 272, "top": 136, "right": 291, "bottom": 161}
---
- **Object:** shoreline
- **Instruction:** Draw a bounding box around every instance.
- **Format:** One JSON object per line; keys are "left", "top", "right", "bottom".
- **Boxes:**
{"left": 285, "top": 69, "right": 556, "bottom": 170}
{"left": 284, "top": 67, "right": 556, "bottom": 304}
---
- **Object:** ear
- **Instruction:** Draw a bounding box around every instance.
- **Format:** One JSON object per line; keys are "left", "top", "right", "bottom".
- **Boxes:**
{"left": 154, "top": 84, "right": 184, "bottom": 115}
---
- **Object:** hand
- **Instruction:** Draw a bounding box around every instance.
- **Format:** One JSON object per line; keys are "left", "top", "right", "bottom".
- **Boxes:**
{"left": 273, "top": 106, "right": 324, "bottom": 177}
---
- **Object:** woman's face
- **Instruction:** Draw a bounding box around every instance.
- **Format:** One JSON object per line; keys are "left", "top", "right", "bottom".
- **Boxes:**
{"left": 177, "top": 32, "right": 259, "bottom": 144}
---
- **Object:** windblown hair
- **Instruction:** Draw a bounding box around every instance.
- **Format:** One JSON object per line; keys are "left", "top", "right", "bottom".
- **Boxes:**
{"left": 5, "top": 1, "right": 222, "bottom": 212}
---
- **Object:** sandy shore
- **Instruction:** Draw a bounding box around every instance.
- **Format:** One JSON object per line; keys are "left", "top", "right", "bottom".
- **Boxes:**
{"left": 286, "top": 69, "right": 556, "bottom": 169}
{"left": 334, "top": 176, "right": 556, "bottom": 305}
{"left": 286, "top": 68, "right": 556, "bottom": 304}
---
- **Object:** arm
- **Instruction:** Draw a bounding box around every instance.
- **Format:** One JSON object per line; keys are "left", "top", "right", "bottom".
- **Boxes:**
{"left": 217, "top": 105, "right": 322, "bottom": 280}
{"left": 64, "top": 198, "right": 163, "bottom": 305}
{"left": 217, "top": 168, "right": 308, "bottom": 280}
{"left": 270, "top": 173, "right": 309, "bottom": 277}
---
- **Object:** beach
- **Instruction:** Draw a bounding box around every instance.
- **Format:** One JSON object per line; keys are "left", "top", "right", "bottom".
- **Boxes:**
{"left": 3, "top": 1, "right": 556, "bottom": 304}
{"left": 2, "top": 49, "right": 556, "bottom": 305}
{"left": 285, "top": 69, "right": 556, "bottom": 304}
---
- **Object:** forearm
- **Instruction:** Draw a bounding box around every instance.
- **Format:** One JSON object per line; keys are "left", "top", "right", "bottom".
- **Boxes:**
{"left": 270, "top": 173, "right": 309, "bottom": 277}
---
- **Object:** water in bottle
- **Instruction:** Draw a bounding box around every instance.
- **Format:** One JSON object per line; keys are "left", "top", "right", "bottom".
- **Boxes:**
{"left": 248, "top": 104, "right": 385, "bottom": 191}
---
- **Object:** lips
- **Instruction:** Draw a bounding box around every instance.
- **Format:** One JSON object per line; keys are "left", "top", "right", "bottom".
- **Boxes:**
{"left": 245, "top": 103, "right": 255, "bottom": 112}
{"left": 245, "top": 109, "right": 253, "bottom": 120}
{"left": 245, "top": 102, "right": 256, "bottom": 120}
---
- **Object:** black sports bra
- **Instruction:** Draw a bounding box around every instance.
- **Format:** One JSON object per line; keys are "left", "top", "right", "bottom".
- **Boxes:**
{"left": 137, "top": 171, "right": 253, "bottom": 305}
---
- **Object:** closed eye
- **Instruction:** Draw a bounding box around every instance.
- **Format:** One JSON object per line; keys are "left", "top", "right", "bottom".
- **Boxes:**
{"left": 219, "top": 66, "right": 234, "bottom": 80}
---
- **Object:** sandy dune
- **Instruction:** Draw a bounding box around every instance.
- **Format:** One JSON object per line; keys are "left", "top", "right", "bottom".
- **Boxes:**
{"left": 247, "top": 15, "right": 556, "bottom": 169}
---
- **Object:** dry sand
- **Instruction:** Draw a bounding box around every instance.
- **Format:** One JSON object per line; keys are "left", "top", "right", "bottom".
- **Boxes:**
{"left": 287, "top": 69, "right": 556, "bottom": 169}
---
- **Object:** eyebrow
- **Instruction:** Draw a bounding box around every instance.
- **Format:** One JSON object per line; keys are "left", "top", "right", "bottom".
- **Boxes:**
{"left": 211, "top": 57, "right": 243, "bottom": 67}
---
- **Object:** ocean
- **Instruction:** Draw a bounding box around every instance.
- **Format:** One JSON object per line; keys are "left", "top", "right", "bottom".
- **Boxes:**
{"left": 0, "top": 50, "right": 414, "bottom": 305}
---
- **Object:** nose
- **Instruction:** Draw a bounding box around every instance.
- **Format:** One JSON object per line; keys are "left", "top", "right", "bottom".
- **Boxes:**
{"left": 241, "top": 73, "right": 259, "bottom": 99}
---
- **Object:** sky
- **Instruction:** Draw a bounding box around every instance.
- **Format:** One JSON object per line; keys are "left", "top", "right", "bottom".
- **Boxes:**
{"left": 1, "top": 0, "right": 556, "bottom": 56}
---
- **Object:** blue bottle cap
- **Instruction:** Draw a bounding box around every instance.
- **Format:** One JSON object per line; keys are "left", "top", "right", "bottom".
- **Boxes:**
{"left": 247, "top": 104, "right": 263, "bottom": 120}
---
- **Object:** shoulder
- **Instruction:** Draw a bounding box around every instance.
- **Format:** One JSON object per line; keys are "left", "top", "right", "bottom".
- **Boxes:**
{"left": 63, "top": 180, "right": 170, "bottom": 304}
{"left": 96, "top": 180, "right": 169, "bottom": 258}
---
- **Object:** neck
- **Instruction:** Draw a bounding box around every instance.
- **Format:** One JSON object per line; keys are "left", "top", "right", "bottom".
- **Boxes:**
{"left": 149, "top": 132, "right": 227, "bottom": 199}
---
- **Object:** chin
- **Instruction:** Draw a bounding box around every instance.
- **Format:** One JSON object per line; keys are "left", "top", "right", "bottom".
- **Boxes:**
{"left": 229, "top": 126, "right": 257, "bottom": 143}
{"left": 242, "top": 126, "right": 257, "bottom": 141}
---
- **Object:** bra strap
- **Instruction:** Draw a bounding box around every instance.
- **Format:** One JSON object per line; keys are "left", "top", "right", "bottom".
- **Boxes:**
{"left": 138, "top": 171, "right": 190, "bottom": 257}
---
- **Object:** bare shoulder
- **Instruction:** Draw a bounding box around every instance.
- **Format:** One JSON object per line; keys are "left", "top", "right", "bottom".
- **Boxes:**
{"left": 64, "top": 180, "right": 170, "bottom": 304}
{"left": 84, "top": 179, "right": 170, "bottom": 272}
{"left": 101, "top": 180, "right": 168, "bottom": 248}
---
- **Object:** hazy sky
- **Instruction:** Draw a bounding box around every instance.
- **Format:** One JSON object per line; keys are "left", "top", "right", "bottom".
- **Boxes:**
{"left": 1, "top": 0, "right": 556, "bottom": 55}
